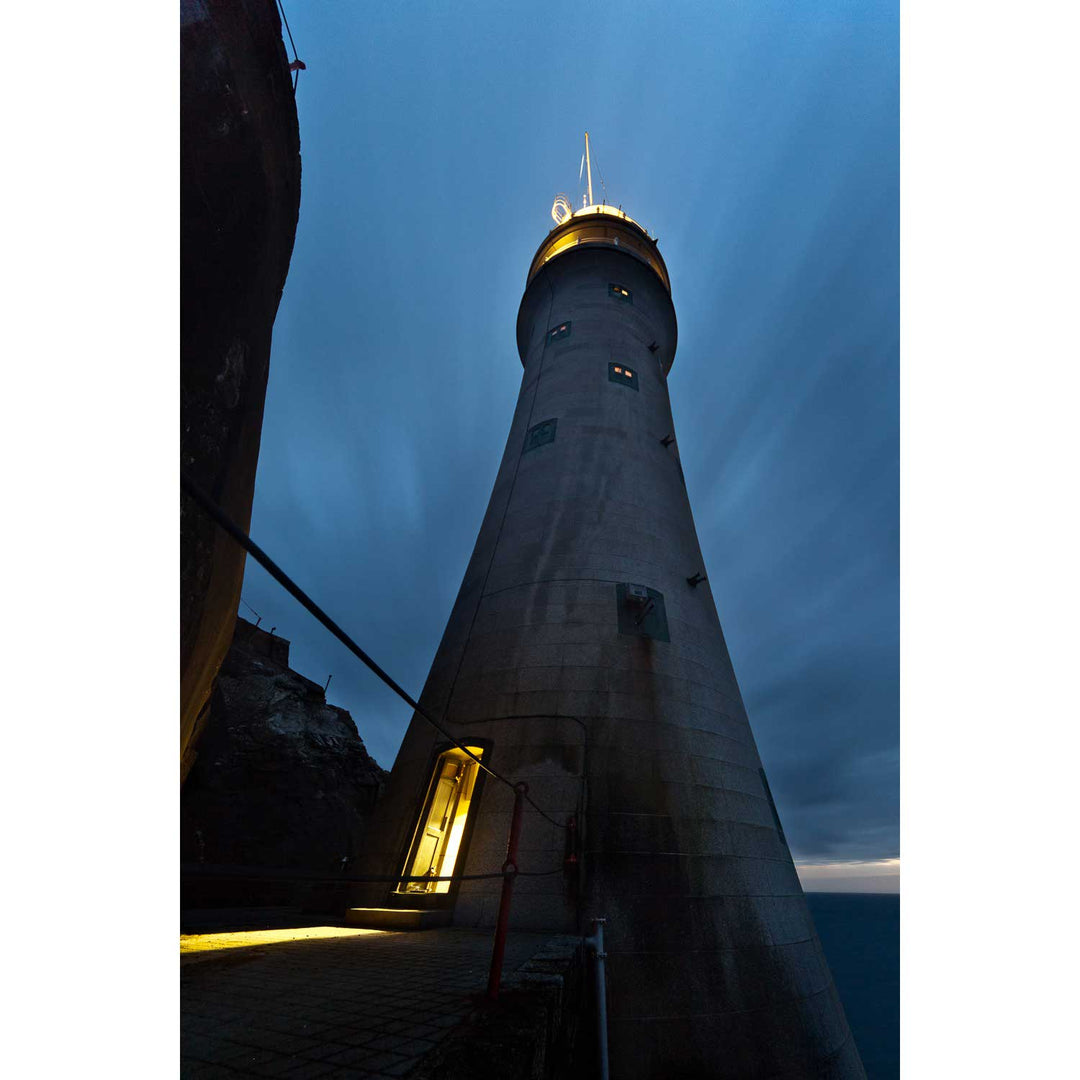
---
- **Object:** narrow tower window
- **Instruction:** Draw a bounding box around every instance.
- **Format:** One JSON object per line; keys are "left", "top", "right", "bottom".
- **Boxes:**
{"left": 758, "top": 767, "right": 788, "bottom": 844}
{"left": 397, "top": 746, "right": 485, "bottom": 895}
{"left": 609, "top": 283, "right": 633, "bottom": 304}
{"left": 547, "top": 321, "right": 571, "bottom": 343}
{"left": 524, "top": 417, "right": 558, "bottom": 452}
{"left": 609, "top": 363, "right": 639, "bottom": 390}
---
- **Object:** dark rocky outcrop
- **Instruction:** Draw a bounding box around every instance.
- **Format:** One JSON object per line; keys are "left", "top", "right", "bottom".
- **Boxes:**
{"left": 181, "top": 619, "right": 387, "bottom": 908}
{"left": 180, "top": 0, "right": 302, "bottom": 781}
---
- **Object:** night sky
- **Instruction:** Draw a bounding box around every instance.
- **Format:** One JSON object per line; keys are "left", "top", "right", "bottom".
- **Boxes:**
{"left": 242, "top": 1, "right": 898, "bottom": 888}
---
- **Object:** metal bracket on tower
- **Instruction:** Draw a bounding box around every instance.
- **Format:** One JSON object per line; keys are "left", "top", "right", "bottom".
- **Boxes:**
{"left": 660, "top": 434, "right": 675, "bottom": 447}
{"left": 687, "top": 572, "right": 707, "bottom": 588}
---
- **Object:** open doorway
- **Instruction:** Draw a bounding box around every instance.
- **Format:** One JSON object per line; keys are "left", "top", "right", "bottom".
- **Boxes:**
{"left": 396, "top": 746, "right": 484, "bottom": 895}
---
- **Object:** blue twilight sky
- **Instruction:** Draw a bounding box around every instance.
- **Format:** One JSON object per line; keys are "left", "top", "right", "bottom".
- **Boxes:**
{"left": 242, "top": 0, "right": 898, "bottom": 876}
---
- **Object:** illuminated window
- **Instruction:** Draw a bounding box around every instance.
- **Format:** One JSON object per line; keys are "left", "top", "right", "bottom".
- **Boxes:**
{"left": 524, "top": 417, "right": 558, "bottom": 451}
{"left": 608, "top": 362, "right": 639, "bottom": 390}
{"left": 547, "top": 321, "right": 571, "bottom": 343}
{"left": 397, "top": 746, "right": 485, "bottom": 895}
{"left": 609, "top": 283, "right": 632, "bottom": 304}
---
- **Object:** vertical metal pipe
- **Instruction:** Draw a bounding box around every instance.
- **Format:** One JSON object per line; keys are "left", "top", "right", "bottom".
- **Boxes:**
{"left": 587, "top": 917, "right": 610, "bottom": 1080}
{"left": 486, "top": 781, "right": 528, "bottom": 1000}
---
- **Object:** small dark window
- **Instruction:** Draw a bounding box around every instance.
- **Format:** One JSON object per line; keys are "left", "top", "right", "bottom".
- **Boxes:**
{"left": 615, "top": 583, "right": 670, "bottom": 642}
{"left": 608, "top": 363, "right": 639, "bottom": 391}
{"left": 547, "top": 321, "right": 571, "bottom": 343}
{"left": 609, "top": 283, "right": 632, "bottom": 304}
{"left": 524, "top": 417, "right": 557, "bottom": 452}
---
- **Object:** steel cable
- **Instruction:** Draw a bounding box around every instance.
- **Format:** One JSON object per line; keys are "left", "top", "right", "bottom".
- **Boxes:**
{"left": 181, "top": 471, "right": 570, "bottom": 832}
{"left": 275, "top": 0, "right": 301, "bottom": 91}
{"left": 180, "top": 863, "right": 565, "bottom": 883}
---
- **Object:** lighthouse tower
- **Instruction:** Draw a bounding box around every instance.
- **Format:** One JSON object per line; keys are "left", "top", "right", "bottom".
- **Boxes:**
{"left": 351, "top": 139, "right": 864, "bottom": 1079}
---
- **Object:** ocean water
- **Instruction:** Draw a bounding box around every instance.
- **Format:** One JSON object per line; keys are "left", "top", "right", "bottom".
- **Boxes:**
{"left": 805, "top": 893, "right": 900, "bottom": 1080}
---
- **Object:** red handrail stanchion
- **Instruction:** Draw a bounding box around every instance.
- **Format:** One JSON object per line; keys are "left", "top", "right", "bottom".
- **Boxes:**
{"left": 487, "top": 781, "right": 528, "bottom": 1000}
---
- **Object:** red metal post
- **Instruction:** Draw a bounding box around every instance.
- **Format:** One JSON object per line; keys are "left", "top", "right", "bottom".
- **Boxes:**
{"left": 486, "top": 781, "right": 527, "bottom": 1000}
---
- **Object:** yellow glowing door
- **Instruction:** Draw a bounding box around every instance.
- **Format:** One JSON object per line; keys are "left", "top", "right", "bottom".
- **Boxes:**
{"left": 399, "top": 747, "right": 483, "bottom": 895}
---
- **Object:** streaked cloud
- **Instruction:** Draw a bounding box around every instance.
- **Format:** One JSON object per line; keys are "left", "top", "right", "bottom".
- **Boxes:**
{"left": 243, "top": 1, "right": 899, "bottom": 873}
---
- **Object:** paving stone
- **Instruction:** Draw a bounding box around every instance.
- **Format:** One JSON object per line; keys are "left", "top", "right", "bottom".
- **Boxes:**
{"left": 230, "top": 1048, "right": 280, "bottom": 1069}
{"left": 279, "top": 1063, "right": 337, "bottom": 1079}
{"left": 426, "top": 1013, "right": 464, "bottom": 1029}
{"left": 292, "top": 1041, "right": 348, "bottom": 1063}
{"left": 181, "top": 1065, "right": 244, "bottom": 1078}
{"left": 363, "top": 1034, "right": 411, "bottom": 1053}
{"left": 376, "top": 1020, "right": 414, "bottom": 1035}
{"left": 182, "top": 928, "right": 555, "bottom": 1077}
{"left": 183, "top": 1032, "right": 248, "bottom": 1058}
{"left": 379, "top": 1060, "right": 422, "bottom": 1078}
{"left": 354, "top": 1052, "right": 408, "bottom": 1072}
{"left": 405, "top": 1023, "right": 443, "bottom": 1041}
{"left": 392, "top": 1038, "right": 437, "bottom": 1058}
{"left": 239, "top": 1029, "right": 313, "bottom": 1054}
{"left": 203, "top": 1037, "right": 277, "bottom": 1065}
{"left": 244, "top": 1054, "right": 310, "bottom": 1076}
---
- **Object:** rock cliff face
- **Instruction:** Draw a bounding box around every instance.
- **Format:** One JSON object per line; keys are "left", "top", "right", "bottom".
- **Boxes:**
{"left": 181, "top": 619, "right": 387, "bottom": 907}
{"left": 180, "top": 0, "right": 302, "bottom": 781}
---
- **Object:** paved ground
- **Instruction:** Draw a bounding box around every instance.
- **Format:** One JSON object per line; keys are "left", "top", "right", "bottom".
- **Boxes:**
{"left": 181, "top": 920, "right": 557, "bottom": 1078}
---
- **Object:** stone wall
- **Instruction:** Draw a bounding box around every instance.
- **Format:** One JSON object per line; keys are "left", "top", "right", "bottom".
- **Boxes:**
{"left": 411, "top": 936, "right": 586, "bottom": 1080}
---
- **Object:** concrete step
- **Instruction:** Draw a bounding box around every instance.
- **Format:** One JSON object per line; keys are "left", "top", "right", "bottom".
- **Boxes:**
{"left": 345, "top": 907, "right": 452, "bottom": 932}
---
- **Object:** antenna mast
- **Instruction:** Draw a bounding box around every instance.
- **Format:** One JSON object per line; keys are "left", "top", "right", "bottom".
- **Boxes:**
{"left": 552, "top": 132, "right": 603, "bottom": 225}
{"left": 584, "top": 131, "right": 594, "bottom": 207}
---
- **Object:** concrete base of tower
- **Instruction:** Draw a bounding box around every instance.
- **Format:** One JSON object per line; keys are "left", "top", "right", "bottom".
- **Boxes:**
{"left": 450, "top": 888, "right": 579, "bottom": 935}
{"left": 603, "top": 995, "right": 866, "bottom": 1080}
